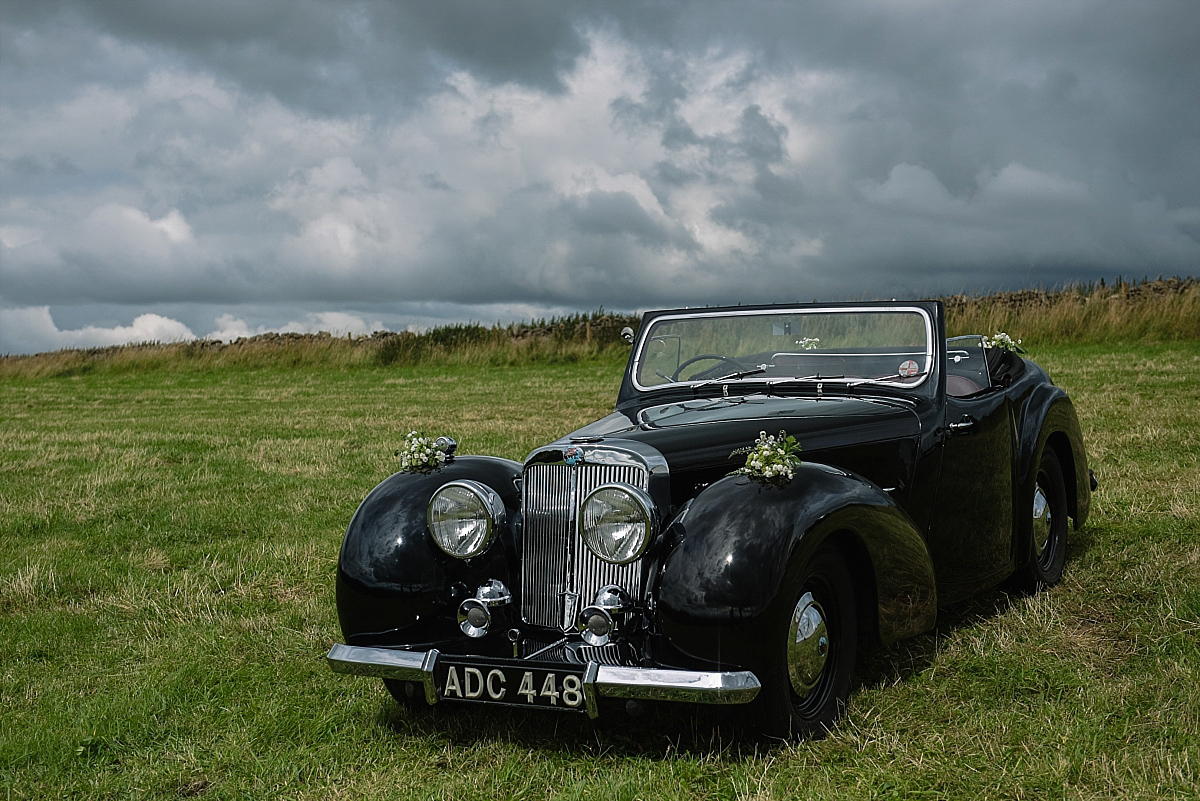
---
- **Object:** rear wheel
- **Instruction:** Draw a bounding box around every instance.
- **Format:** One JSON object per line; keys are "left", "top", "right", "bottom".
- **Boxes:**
{"left": 1016, "top": 448, "right": 1068, "bottom": 591}
{"left": 757, "top": 546, "right": 857, "bottom": 740}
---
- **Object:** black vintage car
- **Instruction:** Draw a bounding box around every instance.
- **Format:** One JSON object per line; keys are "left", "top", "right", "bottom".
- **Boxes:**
{"left": 327, "top": 301, "right": 1093, "bottom": 738}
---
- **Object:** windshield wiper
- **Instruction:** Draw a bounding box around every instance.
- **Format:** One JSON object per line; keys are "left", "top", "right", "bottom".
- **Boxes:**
{"left": 691, "top": 367, "right": 767, "bottom": 391}
{"left": 766, "top": 374, "right": 840, "bottom": 390}
{"left": 846, "top": 371, "right": 928, "bottom": 388}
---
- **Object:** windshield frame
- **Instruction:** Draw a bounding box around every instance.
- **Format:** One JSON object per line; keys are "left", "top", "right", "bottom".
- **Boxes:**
{"left": 629, "top": 305, "right": 936, "bottom": 394}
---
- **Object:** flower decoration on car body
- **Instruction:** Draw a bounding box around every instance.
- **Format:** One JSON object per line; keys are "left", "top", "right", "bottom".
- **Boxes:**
{"left": 397, "top": 431, "right": 456, "bottom": 472}
{"left": 984, "top": 332, "right": 1024, "bottom": 353}
{"left": 731, "top": 430, "right": 802, "bottom": 483}
{"left": 795, "top": 337, "right": 821, "bottom": 350}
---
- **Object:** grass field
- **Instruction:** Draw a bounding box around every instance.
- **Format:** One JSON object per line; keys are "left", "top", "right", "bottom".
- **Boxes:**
{"left": 2, "top": 342, "right": 1198, "bottom": 799}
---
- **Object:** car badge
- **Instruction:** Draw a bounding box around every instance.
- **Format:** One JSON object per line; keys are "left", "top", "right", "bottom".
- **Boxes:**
{"left": 564, "top": 445, "right": 585, "bottom": 465}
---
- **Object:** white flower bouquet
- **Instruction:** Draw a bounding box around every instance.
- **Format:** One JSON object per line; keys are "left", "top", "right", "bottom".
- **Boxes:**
{"left": 397, "top": 431, "right": 450, "bottom": 472}
{"left": 984, "top": 332, "right": 1024, "bottom": 352}
{"left": 732, "top": 430, "right": 802, "bottom": 482}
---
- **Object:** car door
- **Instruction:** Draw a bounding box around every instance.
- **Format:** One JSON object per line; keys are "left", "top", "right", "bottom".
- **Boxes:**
{"left": 926, "top": 338, "right": 1015, "bottom": 594}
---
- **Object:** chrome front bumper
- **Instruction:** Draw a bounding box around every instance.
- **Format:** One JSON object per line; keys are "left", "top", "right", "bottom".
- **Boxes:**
{"left": 326, "top": 643, "right": 760, "bottom": 718}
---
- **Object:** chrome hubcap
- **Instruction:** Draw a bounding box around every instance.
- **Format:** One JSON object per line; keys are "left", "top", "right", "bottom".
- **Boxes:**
{"left": 1032, "top": 485, "right": 1052, "bottom": 560}
{"left": 788, "top": 591, "right": 829, "bottom": 697}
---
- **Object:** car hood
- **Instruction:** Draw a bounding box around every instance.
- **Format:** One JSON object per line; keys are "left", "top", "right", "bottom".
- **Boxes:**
{"left": 563, "top": 394, "right": 921, "bottom": 481}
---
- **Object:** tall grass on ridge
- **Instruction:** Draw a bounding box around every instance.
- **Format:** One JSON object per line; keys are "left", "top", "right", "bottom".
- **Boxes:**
{"left": 2, "top": 277, "right": 1196, "bottom": 379}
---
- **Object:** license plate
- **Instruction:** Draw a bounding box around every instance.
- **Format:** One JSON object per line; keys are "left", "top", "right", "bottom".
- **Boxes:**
{"left": 434, "top": 658, "right": 587, "bottom": 711}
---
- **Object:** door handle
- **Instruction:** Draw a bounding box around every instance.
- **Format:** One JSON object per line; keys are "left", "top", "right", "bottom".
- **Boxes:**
{"left": 948, "top": 415, "right": 976, "bottom": 436}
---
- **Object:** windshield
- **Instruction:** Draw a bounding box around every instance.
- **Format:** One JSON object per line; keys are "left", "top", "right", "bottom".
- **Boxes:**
{"left": 634, "top": 307, "right": 933, "bottom": 390}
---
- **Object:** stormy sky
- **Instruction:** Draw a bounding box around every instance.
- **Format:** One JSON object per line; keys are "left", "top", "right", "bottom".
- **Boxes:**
{"left": 1, "top": 1, "right": 1198, "bottom": 354}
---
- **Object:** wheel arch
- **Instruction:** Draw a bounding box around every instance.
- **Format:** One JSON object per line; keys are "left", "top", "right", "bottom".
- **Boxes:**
{"left": 654, "top": 463, "right": 937, "bottom": 672}
{"left": 1045, "top": 429, "right": 1079, "bottom": 527}
{"left": 822, "top": 528, "right": 881, "bottom": 652}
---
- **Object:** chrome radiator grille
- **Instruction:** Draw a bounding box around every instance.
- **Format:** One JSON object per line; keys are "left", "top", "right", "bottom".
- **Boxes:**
{"left": 521, "top": 462, "right": 647, "bottom": 630}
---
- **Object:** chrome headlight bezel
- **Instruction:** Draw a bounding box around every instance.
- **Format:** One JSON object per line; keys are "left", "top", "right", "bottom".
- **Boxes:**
{"left": 578, "top": 482, "right": 658, "bottom": 565}
{"left": 426, "top": 480, "right": 505, "bottom": 559}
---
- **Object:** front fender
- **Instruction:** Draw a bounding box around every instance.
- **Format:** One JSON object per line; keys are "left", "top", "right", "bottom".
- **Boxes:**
{"left": 335, "top": 456, "right": 521, "bottom": 645}
{"left": 655, "top": 462, "right": 937, "bottom": 673}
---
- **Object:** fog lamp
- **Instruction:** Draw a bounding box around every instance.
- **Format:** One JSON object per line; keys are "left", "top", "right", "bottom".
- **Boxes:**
{"left": 577, "top": 606, "right": 614, "bottom": 646}
{"left": 458, "top": 598, "right": 491, "bottom": 638}
{"left": 457, "top": 580, "right": 511, "bottom": 638}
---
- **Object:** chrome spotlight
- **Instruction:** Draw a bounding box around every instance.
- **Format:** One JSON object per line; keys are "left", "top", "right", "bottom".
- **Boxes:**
{"left": 458, "top": 598, "right": 491, "bottom": 638}
{"left": 457, "top": 579, "right": 511, "bottom": 638}
{"left": 576, "top": 584, "right": 632, "bottom": 646}
{"left": 577, "top": 606, "right": 615, "bottom": 646}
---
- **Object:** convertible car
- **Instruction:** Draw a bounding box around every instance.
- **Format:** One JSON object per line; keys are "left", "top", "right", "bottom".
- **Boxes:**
{"left": 327, "top": 301, "right": 1093, "bottom": 738}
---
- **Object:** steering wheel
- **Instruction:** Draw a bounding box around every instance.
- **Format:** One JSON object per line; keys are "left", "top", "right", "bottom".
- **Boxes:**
{"left": 672, "top": 354, "right": 744, "bottom": 382}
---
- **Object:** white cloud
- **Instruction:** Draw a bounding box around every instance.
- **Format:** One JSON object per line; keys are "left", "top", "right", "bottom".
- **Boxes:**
{"left": 861, "top": 164, "right": 964, "bottom": 214}
{"left": 0, "top": 306, "right": 394, "bottom": 353}
{"left": 0, "top": 306, "right": 196, "bottom": 354}
{"left": 203, "top": 311, "right": 385, "bottom": 342}
{"left": 263, "top": 311, "right": 385, "bottom": 338}
{"left": 976, "top": 162, "right": 1090, "bottom": 205}
{"left": 0, "top": 225, "right": 42, "bottom": 249}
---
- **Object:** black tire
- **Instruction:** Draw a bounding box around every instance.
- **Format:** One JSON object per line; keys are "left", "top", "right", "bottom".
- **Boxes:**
{"left": 1015, "top": 448, "right": 1069, "bottom": 591}
{"left": 383, "top": 678, "right": 434, "bottom": 710}
{"left": 756, "top": 547, "right": 857, "bottom": 740}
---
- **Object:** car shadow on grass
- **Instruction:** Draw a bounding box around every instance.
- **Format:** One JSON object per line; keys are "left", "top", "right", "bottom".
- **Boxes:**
{"left": 376, "top": 691, "right": 769, "bottom": 759}
{"left": 854, "top": 521, "right": 1096, "bottom": 692}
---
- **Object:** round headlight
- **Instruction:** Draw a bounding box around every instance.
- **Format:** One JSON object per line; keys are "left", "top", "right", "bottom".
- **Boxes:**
{"left": 426, "top": 480, "right": 504, "bottom": 559}
{"left": 579, "top": 483, "right": 657, "bottom": 564}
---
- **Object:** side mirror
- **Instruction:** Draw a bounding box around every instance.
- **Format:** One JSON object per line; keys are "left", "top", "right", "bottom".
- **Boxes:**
{"left": 620, "top": 326, "right": 635, "bottom": 344}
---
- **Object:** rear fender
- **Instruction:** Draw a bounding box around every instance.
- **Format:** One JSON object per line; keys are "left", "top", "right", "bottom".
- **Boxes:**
{"left": 1016, "top": 385, "right": 1091, "bottom": 532}
{"left": 335, "top": 456, "right": 522, "bottom": 645}
{"left": 654, "top": 462, "right": 937, "bottom": 674}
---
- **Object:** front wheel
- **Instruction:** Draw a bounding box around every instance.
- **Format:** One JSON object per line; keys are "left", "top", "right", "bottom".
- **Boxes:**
{"left": 384, "top": 678, "right": 434, "bottom": 711}
{"left": 1015, "top": 448, "right": 1069, "bottom": 591}
{"left": 756, "top": 546, "right": 857, "bottom": 740}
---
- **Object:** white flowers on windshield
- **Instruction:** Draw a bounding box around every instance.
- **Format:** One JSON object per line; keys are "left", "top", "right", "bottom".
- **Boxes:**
{"left": 732, "top": 430, "right": 803, "bottom": 483}
{"left": 984, "top": 332, "right": 1023, "bottom": 352}
{"left": 398, "top": 431, "right": 450, "bottom": 472}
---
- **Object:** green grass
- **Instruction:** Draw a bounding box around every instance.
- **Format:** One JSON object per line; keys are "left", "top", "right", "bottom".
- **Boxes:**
{"left": 2, "top": 344, "right": 1198, "bottom": 799}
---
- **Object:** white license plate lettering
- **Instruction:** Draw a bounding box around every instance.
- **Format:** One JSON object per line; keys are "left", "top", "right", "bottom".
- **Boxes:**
{"left": 518, "top": 671, "right": 536, "bottom": 703}
{"left": 441, "top": 664, "right": 584, "bottom": 709}
{"left": 486, "top": 669, "right": 506, "bottom": 700}
{"left": 561, "top": 674, "right": 583, "bottom": 707}
{"left": 540, "top": 673, "right": 559, "bottom": 705}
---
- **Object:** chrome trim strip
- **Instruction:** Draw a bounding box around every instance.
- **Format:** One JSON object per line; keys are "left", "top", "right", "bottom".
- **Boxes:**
{"left": 630, "top": 305, "right": 936, "bottom": 393}
{"left": 591, "top": 665, "right": 761, "bottom": 704}
{"left": 326, "top": 645, "right": 760, "bottom": 712}
{"left": 523, "top": 441, "right": 669, "bottom": 477}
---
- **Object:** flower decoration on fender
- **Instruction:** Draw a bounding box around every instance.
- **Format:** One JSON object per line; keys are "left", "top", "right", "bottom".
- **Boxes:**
{"left": 731, "top": 430, "right": 802, "bottom": 483}
{"left": 984, "top": 332, "right": 1024, "bottom": 353}
{"left": 397, "top": 431, "right": 457, "bottom": 472}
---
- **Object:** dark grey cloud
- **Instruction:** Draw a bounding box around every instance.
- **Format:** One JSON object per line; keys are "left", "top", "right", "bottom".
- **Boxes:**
{"left": 2, "top": 1, "right": 1198, "bottom": 353}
